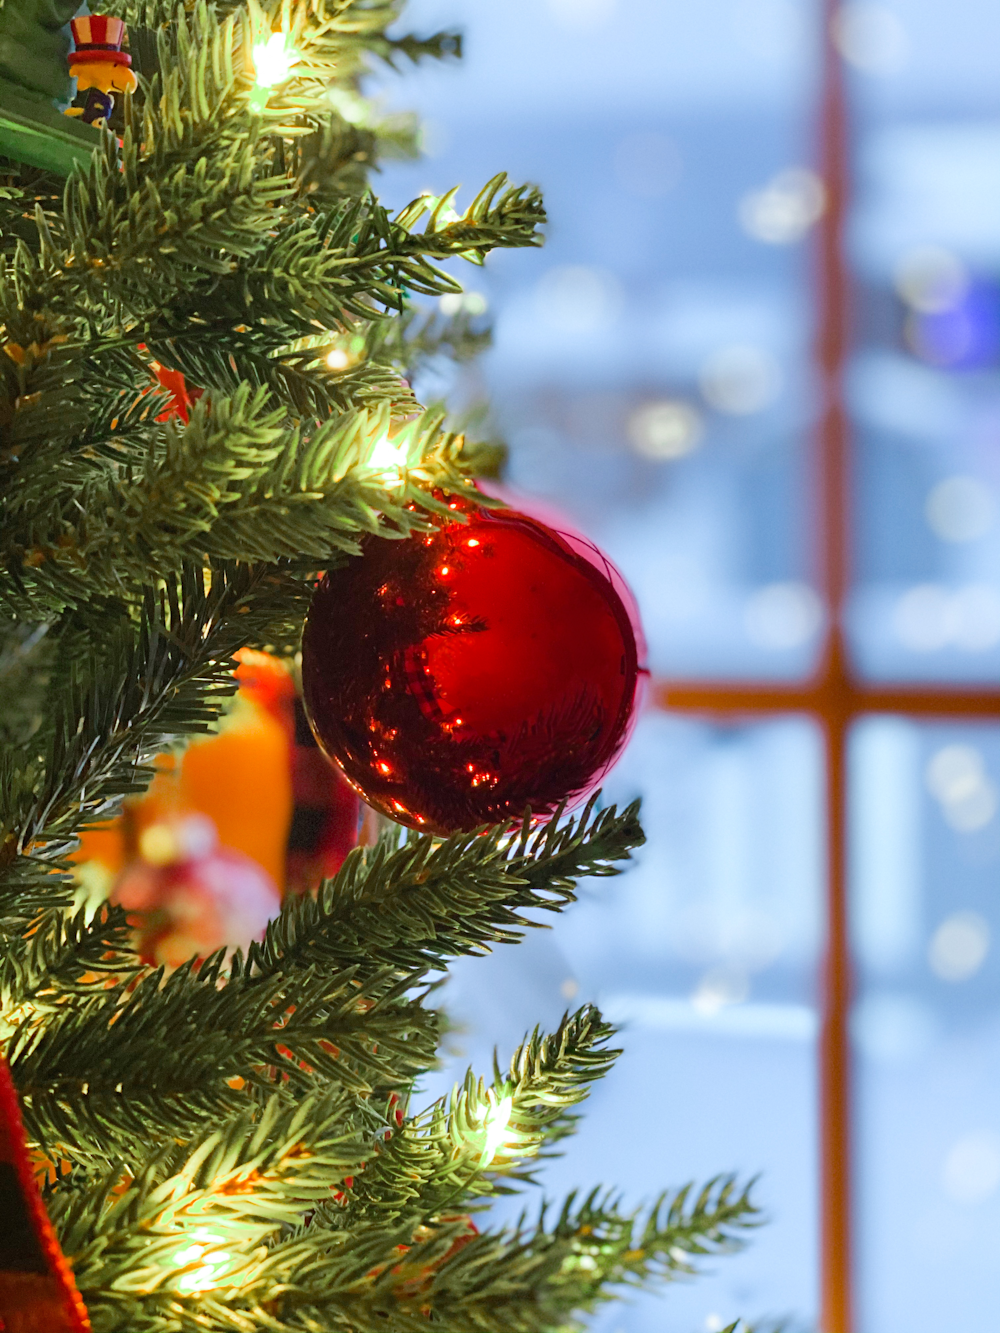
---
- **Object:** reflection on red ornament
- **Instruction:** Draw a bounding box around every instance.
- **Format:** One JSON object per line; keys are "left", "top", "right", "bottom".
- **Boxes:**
{"left": 302, "top": 494, "right": 646, "bottom": 834}
{"left": 286, "top": 699, "right": 361, "bottom": 893}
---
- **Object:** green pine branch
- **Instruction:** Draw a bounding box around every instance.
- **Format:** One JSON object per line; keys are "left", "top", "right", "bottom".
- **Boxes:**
{"left": 0, "top": 621, "right": 54, "bottom": 747}
{"left": 0, "top": 562, "right": 306, "bottom": 921}
{"left": 140, "top": 327, "right": 419, "bottom": 423}
{"left": 8, "top": 802, "right": 640, "bottom": 1163}
{"left": 54, "top": 1086, "right": 374, "bottom": 1333}
{"left": 365, "top": 28, "right": 462, "bottom": 71}
{"left": 343, "top": 1178, "right": 760, "bottom": 1333}
{"left": 1, "top": 398, "right": 480, "bottom": 614}
{"left": 0, "top": 900, "right": 140, "bottom": 1026}
{"left": 46, "top": 1011, "right": 666, "bottom": 1333}
{"left": 52, "top": 1104, "right": 758, "bottom": 1333}
{"left": 10, "top": 946, "right": 433, "bottom": 1164}
{"left": 370, "top": 302, "right": 493, "bottom": 382}
{"left": 238, "top": 795, "right": 644, "bottom": 984}
{"left": 338, "top": 1005, "right": 621, "bottom": 1229}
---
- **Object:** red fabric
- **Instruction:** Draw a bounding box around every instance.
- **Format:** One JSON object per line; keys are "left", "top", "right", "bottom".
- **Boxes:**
{"left": 0, "top": 1056, "right": 91, "bottom": 1332}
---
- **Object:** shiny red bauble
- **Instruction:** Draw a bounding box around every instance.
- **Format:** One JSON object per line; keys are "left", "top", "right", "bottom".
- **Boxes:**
{"left": 301, "top": 496, "right": 644, "bottom": 834}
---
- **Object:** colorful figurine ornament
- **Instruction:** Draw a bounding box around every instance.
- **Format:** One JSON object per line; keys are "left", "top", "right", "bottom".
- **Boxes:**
{"left": 0, "top": 1, "right": 109, "bottom": 175}
{"left": 65, "top": 16, "right": 136, "bottom": 126}
{"left": 0, "top": 1054, "right": 91, "bottom": 1333}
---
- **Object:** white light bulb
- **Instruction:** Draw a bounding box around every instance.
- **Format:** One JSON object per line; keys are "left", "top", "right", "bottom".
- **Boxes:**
{"left": 252, "top": 31, "right": 296, "bottom": 90}
{"left": 481, "top": 1093, "right": 514, "bottom": 1164}
{"left": 172, "top": 1228, "right": 231, "bottom": 1293}
{"left": 368, "top": 435, "right": 408, "bottom": 473}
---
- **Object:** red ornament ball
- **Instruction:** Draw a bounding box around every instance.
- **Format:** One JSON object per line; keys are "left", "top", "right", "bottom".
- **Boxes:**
{"left": 301, "top": 497, "right": 645, "bottom": 834}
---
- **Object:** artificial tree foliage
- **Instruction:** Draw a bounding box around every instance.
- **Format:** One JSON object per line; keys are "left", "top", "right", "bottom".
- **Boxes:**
{"left": 0, "top": 2, "right": 760, "bottom": 1329}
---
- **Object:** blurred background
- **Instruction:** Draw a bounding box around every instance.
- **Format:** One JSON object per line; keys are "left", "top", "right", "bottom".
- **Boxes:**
{"left": 359, "top": 2, "right": 1000, "bottom": 1331}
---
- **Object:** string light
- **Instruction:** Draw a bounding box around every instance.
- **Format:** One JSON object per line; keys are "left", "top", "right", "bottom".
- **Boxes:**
{"left": 250, "top": 30, "right": 298, "bottom": 110}
{"left": 367, "top": 434, "right": 408, "bottom": 484}
{"left": 172, "top": 1228, "right": 232, "bottom": 1293}
{"left": 479, "top": 1093, "right": 514, "bottom": 1166}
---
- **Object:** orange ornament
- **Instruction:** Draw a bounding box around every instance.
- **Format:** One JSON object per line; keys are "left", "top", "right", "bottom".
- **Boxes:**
{"left": 75, "top": 652, "right": 294, "bottom": 894}
{"left": 73, "top": 650, "right": 361, "bottom": 951}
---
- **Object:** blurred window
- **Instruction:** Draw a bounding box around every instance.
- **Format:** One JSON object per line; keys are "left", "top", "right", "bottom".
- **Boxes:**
{"left": 376, "top": 2, "right": 1000, "bottom": 1329}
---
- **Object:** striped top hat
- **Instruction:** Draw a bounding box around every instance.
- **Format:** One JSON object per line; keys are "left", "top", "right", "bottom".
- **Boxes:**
{"left": 68, "top": 15, "right": 132, "bottom": 68}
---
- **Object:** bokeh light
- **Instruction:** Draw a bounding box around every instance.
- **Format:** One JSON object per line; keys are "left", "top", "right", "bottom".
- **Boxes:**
{"left": 925, "top": 475, "right": 996, "bottom": 543}
{"left": 439, "top": 291, "right": 489, "bottom": 316}
{"left": 739, "top": 167, "right": 826, "bottom": 244}
{"left": 534, "top": 265, "right": 624, "bottom": 333}
{"left": 831, "top": 4, "right": 909, "bottom": 75}
{"left": 699, "top": 344, "right": 782, "bottom": 414}
{"left": 925, "top": 744, "right": 999, "bottom": 832}
{"left": 545, "top": 0, "right": 615, "bottom": 31}
{"left": 941, "top": 1132, "right": 1000, "bottom": 1205}
{"left": 626, "top": 399, "right": 703, "bottom": 460}
{"left": 927, "top": 911, "right": 991, "bottom": 981}
{"left": 905, "top": 280, "right": 1000, "bottom": 369}
{"left": 744, "top": 582, "right": 824, "bottom": 650}
{"left": 692, "top": 965, "right": 750, "bottom": 1016}
{"left": 894, "top": 247, "right": 968, "bottom": 314}
{"left": 892, "top": 584, "right": 1000, "bottom": 654}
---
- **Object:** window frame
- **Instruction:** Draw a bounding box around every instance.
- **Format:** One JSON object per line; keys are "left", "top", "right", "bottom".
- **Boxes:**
{"left": 651, "top": 6, "right": 1000, "bottom": 1328}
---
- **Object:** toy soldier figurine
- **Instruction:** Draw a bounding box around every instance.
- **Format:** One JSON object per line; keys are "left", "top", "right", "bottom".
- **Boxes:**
{"left": 65, "top": 15, "right": 137, "bottom": 126}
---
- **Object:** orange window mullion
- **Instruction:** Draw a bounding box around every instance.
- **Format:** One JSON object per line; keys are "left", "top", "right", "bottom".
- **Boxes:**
{"left": 650, "top": 7, "right": 1000, "bottom": 1331}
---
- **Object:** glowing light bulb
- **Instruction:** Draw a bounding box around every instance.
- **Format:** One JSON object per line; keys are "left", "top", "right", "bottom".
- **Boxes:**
{"left": 480, "top": 1093, "right": 514, "bottom": 1165}
{"left": 367, "top": 434, "right": 408, "bottom": 480}
{"left": 252, "top": 31, "right": 297, "bottom": 88}
{"left": 325, "top": 348, "right": 350, "bottom": 370}
{"left": 172, "top": 1229, "right": 232, "bottom": 1293}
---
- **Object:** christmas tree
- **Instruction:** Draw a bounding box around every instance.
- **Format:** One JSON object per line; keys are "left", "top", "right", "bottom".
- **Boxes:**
{"left": 0, "top": 3, "right": 760, "bottom": 1330}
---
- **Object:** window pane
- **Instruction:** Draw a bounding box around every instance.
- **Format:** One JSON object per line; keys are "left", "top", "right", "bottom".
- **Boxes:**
{"left": 419, "top": 715, "right": 824, "bottom": 1331}
{"left": 375, "top": 3, "right": 827, "bottom": 1327}
{"left": 375, "top": 0, "right": 824, "bottom": 680}
{"left": 847, "top": 0, "right": 1000, "bottom": 682}
{"left": 851, "top": 718, "right": 1000, "bottom": 1332}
